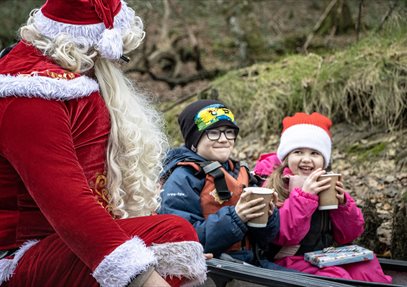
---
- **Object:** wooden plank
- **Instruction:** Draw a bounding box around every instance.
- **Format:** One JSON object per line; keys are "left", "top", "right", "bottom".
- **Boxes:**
{"left": 206, "top": 258, "right": 407, "bottom": 287}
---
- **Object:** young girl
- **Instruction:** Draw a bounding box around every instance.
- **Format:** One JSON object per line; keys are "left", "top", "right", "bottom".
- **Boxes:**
{"left": 254, "top": 112, "right": 392, "bottom": 283}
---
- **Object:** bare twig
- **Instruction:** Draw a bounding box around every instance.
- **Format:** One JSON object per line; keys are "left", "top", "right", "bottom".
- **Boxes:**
{"left": 355, "top": 0, "right": 364, "bottom": 41}
{"left": 376, "top": 0, "right": 397, "bottom": 32}
{"left": 161, "top": 86, "right": 212, "bottom": 113}
{"left": 303, "top": 0, "right": 338, "bottom": 52}
{"left": 125, "top": 67, "right": 223, "bottom": 88}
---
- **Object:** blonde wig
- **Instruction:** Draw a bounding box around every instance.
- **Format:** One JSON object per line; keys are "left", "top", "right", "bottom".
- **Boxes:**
{"left": 20, "top": 8, "right": 168, "bottom": 218}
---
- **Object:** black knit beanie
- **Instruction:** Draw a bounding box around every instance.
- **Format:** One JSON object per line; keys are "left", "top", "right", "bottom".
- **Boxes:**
{"left": 178, "top": 99, "right": 239, "bottom": 151}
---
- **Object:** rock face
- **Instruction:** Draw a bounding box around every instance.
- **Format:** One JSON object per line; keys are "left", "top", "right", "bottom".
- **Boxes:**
{"left": 234, "top": 126, "right": 407, "bottom": 260}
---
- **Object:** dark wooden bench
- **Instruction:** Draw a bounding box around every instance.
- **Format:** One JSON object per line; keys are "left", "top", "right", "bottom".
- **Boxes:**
{"left": 206, "top": 258, "right": 407, "bottom": 287}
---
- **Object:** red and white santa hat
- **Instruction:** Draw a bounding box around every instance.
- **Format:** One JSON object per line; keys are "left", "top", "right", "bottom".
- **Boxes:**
{"left": 277, "top": 112, "right": 333, "bottom": 168}
{"left": 32, "top": 0, "right": 144, "bottom": 60}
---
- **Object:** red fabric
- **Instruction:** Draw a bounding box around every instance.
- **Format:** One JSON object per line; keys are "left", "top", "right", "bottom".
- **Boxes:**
{"left": 3, "top": 215, "right": 197, "bottom": 287}
{"left": 0, "top": 95, "right": 121, "bottom": 269}
{"left": 41, "top": 0, "right": 121, "bottom": 26}
{"left": 90, "top": 0, "right": 120, "bottom": 29}
{"left": 0, "top": 41, "right": 80, "bottom": 79}
{"left": 281, "top": 112, "right": 332, "bottom": 137}
{"left": 0, "top": 39, "right": 202, "bottom": 287}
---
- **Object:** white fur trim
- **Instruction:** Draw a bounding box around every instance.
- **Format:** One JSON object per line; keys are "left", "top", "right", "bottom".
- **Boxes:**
{"left": 150, "top": 241, "right": 207, "bottom": 286}
{"left": 98, "top": 28, "right": 123, "bottom": 60}
{"left": 93, "top": 237, "right": 156, "bottom": 287}
{"left": 33, "top": 1, "right": 145, "bottom": 60}
{"left": 0, "top": 240, "right": 39, "bottom": 284}
{"left": 0, "top": 74, "right": 99, "bottom": 100}
{"left": 277, "top": 124, "right": 332, "bottom": 168}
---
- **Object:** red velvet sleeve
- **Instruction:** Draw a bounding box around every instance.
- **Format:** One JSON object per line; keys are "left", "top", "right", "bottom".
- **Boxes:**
{"left": 0, "top": 97, "right": 131, "bottom": 271}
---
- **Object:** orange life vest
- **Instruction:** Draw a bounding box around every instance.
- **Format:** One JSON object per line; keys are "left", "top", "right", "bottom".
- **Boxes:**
{"left": 177, "top": 160, "right": 251, "bottom": 251}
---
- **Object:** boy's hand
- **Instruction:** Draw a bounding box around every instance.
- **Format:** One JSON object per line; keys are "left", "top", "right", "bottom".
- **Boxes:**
{"left": 335, "top": 180, "right": 347, "bottom": 205}
{"left": 204, "top": 253, "right": 214, "bottom": 260}
{"left": 235, "top": 191, "right": 266, "bottom": 223}
{"left": 302, "top": 168, "right": 330, "bottom": 195}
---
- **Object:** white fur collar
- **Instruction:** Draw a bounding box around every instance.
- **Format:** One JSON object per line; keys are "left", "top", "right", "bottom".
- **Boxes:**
{"left": 0, "top": 74, "right": 99, "bottom": 100}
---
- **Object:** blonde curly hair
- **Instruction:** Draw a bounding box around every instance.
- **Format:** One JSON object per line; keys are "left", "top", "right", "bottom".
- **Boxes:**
{"left": 20, "top": 7, "right": 168, "bottom": 218}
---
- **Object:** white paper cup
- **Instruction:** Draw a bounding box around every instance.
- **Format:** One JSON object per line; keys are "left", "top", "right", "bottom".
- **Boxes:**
{"left": 243, "top": 187, "right": 275, "bottom": 227}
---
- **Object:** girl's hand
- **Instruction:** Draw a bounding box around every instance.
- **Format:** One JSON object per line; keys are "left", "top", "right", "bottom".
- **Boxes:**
{"left": 204, "top": 253, "right": 214, "bottom": 260}
{"left": 335, "top": 180, "right": 347, "bottom": 205}
{"left": 268, "top": 191, "right": 278, "bottom": 216}
{"left": 302, "top": 168, "right": 331, "bottom": 195}
{"left": 235, "top": 191, "right": 266, "bottom": 223}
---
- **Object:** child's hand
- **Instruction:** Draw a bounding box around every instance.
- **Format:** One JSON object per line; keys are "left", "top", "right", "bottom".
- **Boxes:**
{"left": 204, "top": 253, "right": 214, "bottom": 260}
{"left": 235, "top": 191, "right": 266, "bottom": 223}
{"left": 335, "top": 180, "right": 347, "bottom": 205}
{"left": 268, "top": 191, "right": 278, "bottom": 216}
{"left": 302, "top": 168, "right": 331, "bottom": 195}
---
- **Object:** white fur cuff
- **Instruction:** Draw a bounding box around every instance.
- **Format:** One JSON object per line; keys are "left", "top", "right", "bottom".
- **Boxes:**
{"left": 93, "top": 237, "right": 156, "bottom": 287}
{"left": 0, "top": 240, "right": 39, "bottom": 284}
{"left": 150, "top": 241, "right": 207, "bottom": 287}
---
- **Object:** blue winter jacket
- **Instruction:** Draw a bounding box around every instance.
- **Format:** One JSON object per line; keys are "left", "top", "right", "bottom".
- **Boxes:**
{"left": 158, "top": 146, "right": 280, "bottom": 258}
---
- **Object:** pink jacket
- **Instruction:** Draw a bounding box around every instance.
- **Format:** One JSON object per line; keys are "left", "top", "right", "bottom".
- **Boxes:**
{"left": 274, "top": 187, "right": 391, "bottom": 283}
{"left": 275, "top": 187, "right": 364, "bottom": 246}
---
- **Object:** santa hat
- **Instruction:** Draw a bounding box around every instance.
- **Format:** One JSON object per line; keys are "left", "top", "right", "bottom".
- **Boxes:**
{"left": 32, "top": 0, "right": 144, "bottom": 60}
{"left": 277, "top": 112, "right": 332, "bottom": 168}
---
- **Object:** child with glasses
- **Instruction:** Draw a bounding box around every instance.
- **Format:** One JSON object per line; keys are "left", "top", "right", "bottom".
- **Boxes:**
{"left": 159, "top": 100, "right": 286, "bottom": 270}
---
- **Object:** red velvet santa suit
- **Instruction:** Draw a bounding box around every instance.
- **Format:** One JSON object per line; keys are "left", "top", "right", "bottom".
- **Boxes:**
{"left": 0, "top": 41, "right": 206, "bottom": 287}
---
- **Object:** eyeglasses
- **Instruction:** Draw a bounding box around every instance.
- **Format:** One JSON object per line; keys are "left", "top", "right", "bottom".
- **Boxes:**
{"left": 205, "top": 129, "right": 237, "bottom": 141}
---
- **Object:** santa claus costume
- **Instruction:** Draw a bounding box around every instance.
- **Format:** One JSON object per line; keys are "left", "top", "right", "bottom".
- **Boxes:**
{"left": 0, "top": 0, "right": 206, "bottom": 286}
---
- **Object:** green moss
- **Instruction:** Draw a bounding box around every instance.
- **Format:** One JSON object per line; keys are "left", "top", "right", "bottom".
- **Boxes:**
{"left": 347, "top": 142, "right": 387, "bottom": 162}
{"left": 164, "top": 19, "right": 407, "bottom": 146}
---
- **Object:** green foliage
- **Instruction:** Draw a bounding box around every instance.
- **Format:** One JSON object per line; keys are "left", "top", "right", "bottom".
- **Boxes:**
{"left": 164, "top": 19, "right": 407, "bottom": 145}
{"left": 215, "top": 22, "right": 407, "bottom": 136}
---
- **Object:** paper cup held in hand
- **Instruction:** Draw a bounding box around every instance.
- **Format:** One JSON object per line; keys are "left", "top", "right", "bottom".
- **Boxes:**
{"left": 318, "top": 173, "right": 341, "bottom": 210}
{"left": 243, "top": 187, "right": 275, "bottom": 228}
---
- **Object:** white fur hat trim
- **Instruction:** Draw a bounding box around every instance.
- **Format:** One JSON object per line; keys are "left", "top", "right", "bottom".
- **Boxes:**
{"left": 32, "top": 1, "right": 145, "bottom": 60}
{"left": 277, "top": 124, "right": 332, "bottom": 168}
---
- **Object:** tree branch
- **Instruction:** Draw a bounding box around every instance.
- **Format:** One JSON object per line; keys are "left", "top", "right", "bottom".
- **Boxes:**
{"left": 355, "top": 0, "right": 364, "bottom": 41}
{"left": 161, "top": 86, "right": 212, "bottom": 113}
{"left": 376, "top": 0, "right": 397, "bottom": 32}
{"left": 303, "top": 0, "right": 338, "bottom": 52}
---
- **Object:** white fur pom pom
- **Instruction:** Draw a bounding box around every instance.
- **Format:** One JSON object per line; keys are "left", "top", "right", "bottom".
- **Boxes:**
{"left": 97, "top": 28, "right": 123, "bottom": 60}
